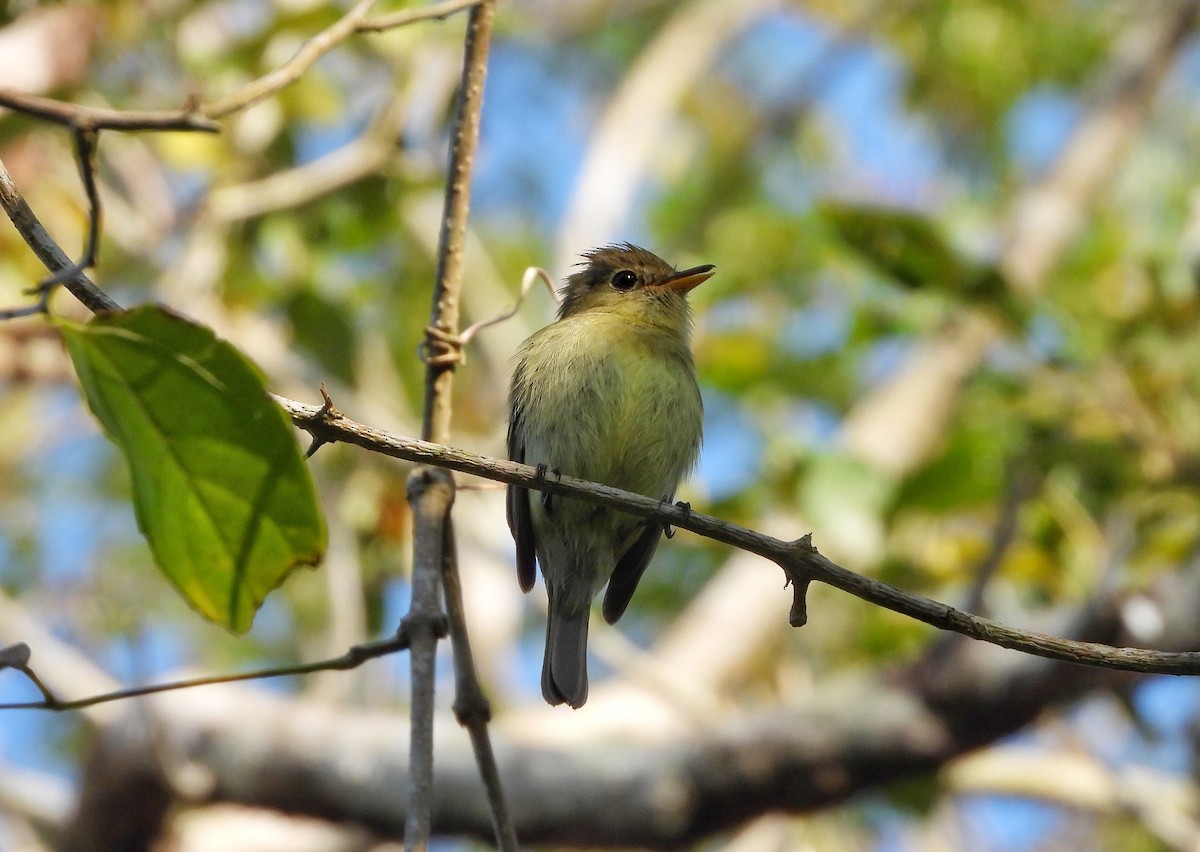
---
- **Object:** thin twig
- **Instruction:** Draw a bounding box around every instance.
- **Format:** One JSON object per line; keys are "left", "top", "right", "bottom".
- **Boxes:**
{"left": 202, "top": 0, "right": 479, "bottom": 122}
{"left": 0, "top": 634, "right": 409, "bottom": 711}
{"left": 358, "top": 0, "right": 483, "bottom": 33}
{"left": 0, "top": 0, "right": 480, "bottom": 130}
{"left": 202, "top": 0, "right": 379, "bottom": 119}
{"left": 404, "top": 2, "right": 510, "bottom": 849}
{"left": 276, "top": 393, "right": 1200, "bottom": 676}
{"left": 1, "top": 128, "right": 103, "bottom": 316}
{"left": 412, "top": 2, "right": 516, "bottom": 847}
{"left": 31, "top": 127, "right": 104, "bottom": 294}
{"left": 420, "top": 2, "right": 492, "bottom": 441}
{"left": 440, "top": 508, "right": 519, "bottom": 850}
{"left": 457, "top": 266, "right": 559, "bottom": 344}
{"left": 402, "top": 467, "right": 454, "bottom": 852}
{"left": 0, "top": 156, "right": 119, "bottom": 315}
{"left": 0, "top": 89, "right": 219, "bottom": 133}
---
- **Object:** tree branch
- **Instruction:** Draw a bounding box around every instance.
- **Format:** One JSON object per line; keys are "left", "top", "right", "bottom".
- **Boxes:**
{"left": 0, "top": 156, "right": 118, "bottom": 315}
{"left": 279, "top": 393, "right": 1200, "bottom": 676}
{"left": 70, "top": 561, "right": 1200, "bottom": 848}
{"left": 406, "top": 1, "right": 515, "bottom": 848}
{"left": 200, "top": 0, "right": 376, "bottom": 119}
{"left": 401, "top": 467, "right": 454, "bottom": 851}
{"left": 0, "top": 88, "right": 218, "bottom": 133}
{"left": 202, "top": 0, "right": 481, "bottom": 120}
{"left": 0, "top": 0, "right": 482, "bottom": 130}
{"left": 0, "top": 634, "right": 410, "bottom": 712}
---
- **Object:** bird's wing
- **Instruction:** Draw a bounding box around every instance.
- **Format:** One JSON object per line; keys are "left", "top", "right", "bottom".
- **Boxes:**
{"left": 601, "top": 521, "right": 662, "bottom": 624}
{"left": 506, "top": 401, "right": 538, "bottom": 593}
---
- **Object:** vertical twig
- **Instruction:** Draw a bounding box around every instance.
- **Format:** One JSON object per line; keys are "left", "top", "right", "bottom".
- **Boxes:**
{"left": 34, "top": 127, "right": 104, "bottom": 293}
{"left": 405, "top": 1, "right": 514, "bottom": 850}
{"left": 402, "top": 468, "right": 453, "bottom": 852}
{"left": 72, "top": 127, "right": 102, "bottom": 273}
{"left": 440, "top": 525, "right": 519, "bottom": 849}
{"left": 420, "top": 0, "right": 494, "bottom": 446}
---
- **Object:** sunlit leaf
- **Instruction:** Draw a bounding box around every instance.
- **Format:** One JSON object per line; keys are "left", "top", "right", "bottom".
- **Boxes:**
{"left": 60, "top": 305, "right": 326, "bottom": 633}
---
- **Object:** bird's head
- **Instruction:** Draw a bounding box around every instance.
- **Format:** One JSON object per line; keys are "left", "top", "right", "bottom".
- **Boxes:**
{"left": 557, "top": 244, "right": 714, "bottom": 328}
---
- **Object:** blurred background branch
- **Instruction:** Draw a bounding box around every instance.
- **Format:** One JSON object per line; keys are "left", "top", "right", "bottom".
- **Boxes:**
{"left": 2, "top": 0, "right": 1200, "bottom": 849}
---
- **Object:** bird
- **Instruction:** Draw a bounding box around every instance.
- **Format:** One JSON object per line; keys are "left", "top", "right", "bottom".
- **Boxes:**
{"left": 507, "top": 243, "right": 711, "bottom": 708}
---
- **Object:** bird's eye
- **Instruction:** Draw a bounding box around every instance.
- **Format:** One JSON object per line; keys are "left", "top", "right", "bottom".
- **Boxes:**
{"left": 611, "top": 270, "right": 638, "bottom": 291}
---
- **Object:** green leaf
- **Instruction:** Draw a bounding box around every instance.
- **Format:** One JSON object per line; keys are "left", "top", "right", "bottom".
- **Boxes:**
{"left": 821, "top": 201, "right": 1023, "bottom": 324}
{"left": 60, "top": 305, "right": 326, "bottom": 633}
{"left": 822, "top": 201, "right": 967, "bottom": 293}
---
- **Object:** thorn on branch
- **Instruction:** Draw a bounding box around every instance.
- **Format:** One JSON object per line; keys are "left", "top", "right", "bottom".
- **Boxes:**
{"left": 299, "top": 384, "right": 344, "bottom": 457}
{"left": 784, "top": 534, "right": 817, "bottom": 627}
{"left": 789, "top": 577, "right": 813, "bottom": 628}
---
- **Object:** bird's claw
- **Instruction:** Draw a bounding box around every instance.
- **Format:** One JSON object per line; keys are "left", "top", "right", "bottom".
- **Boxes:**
{"left": 536, "top": 464, "right": 561, "bottom": 513}
{"left": 658, "top": 497, "right": 691, "bottom": 538}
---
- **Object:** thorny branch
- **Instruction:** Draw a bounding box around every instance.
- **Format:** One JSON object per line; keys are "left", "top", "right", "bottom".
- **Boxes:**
{"left": 0, "top": 5, "right": 1198, "bottom": 848}
{"left": 280, "top": 394, "right": 1200, "bottom": 677}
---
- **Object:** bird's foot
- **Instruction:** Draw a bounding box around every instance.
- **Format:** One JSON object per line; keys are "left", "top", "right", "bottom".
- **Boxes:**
{"left": 536, "top": 464, "right": 561, "bottom": 513}
{"left": 657, "top": 497, "right": 690, "bottom": 538}
{"left": 662, "top": 499, "right": 691, "bottom": 539}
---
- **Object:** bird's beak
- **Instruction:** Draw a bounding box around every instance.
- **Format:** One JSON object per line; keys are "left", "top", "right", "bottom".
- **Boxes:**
{"left": 659, "top": 264, "right": 715, "bottom": 294}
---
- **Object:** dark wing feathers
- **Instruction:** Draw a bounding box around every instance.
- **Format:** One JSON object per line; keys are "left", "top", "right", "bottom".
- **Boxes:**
{"left": 506, "top": 402, "right": 537, "bottom": 593}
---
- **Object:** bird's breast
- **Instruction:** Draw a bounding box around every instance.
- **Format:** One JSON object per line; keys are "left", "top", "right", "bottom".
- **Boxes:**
{"left": 514, "top": 314, "right": 702, "bottom": 497}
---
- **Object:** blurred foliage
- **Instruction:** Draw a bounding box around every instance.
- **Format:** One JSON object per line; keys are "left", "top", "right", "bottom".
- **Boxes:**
{"left": 0, "top": 0, "right": 1182, "bottom": 687}
{"left": 2, "top": 0, "right": 1200, "bottom": 847}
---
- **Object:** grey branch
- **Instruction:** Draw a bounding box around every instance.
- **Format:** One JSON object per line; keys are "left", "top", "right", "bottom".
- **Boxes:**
{"left": 64, "top": 564, "right": 1200, "bottom": 848}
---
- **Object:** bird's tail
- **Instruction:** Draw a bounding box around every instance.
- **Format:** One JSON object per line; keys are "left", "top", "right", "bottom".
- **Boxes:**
{"left": 542, "top": 598, "right": 590, "bottom": 709}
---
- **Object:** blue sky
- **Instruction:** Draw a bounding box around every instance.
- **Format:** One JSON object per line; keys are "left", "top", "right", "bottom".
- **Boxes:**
{"left": 4, "top": 4, "right": 1198, "bottom": 848}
